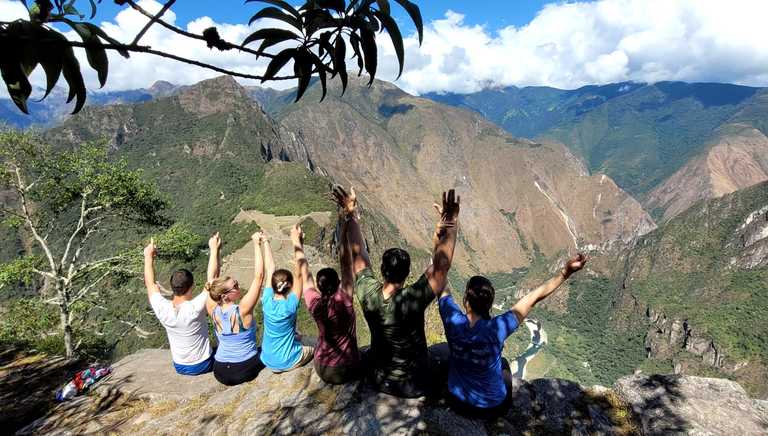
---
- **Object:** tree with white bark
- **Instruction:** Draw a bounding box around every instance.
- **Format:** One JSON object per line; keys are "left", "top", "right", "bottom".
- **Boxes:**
{"left": 0, "top": 130, "right": 196, "bottom": 359}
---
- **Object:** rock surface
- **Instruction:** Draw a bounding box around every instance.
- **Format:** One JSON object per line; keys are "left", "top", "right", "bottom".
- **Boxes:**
{"left": 614, "top": 374, "right": 768, "bottom": 435}
{"left": 17, "top": 349, "right": 768, "bottom": 435}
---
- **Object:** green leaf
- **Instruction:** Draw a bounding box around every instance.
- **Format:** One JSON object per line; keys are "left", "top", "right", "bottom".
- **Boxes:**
{"left": 248, "top": 6, "right": 302, "bottom": 30}
{"left": 393, "top": 0, "right": 422, "bottom": 44}
{"left": 61, "top": 46, "right": 86, "bottom": 113}
{"left": 374, "top": 10, "right": 404, "bottom": 78}
{"left": 303, "top": 8, "right": 337, "bottom": 37}
{"left": 359, "top": 26, "right": 377, "bottom": 85}
{"left": 88, "top": 0, "right": 97, "bottom": 19}
{"left": 243, "top": 28, "right": 298, "bottom": 49}
{"left": 316, "top": 0, "right": 345, "bottom": 12}
{"left": 309, "top": 51, "right": 328, "bottom": 101}
{"left": 0, "top": 63, "right": 32, "bottom": 114}
{"left": 333, "top": 36, "right": 348, "bottom": 94}
{"left": 63, "top": 3, "right": 81, "bottom": 18}
{"left": 80, "top": 22, "right": 129, "bottom": 58}
{"left": 70, "top": 22, "right": 108, "bottom": 87}
{"left": 37, "top": 42, "right": 64, "bottom": 100}
{"left": 293, "top": 49, "right": 313, "bottom": 102}
{"left": 244, "top": 0, "right": 301, "bottom": 18}
{"left": 376, "top": 0, "right": 390, "bottom": 14}
{"left": 349, "top": 32, "right": 364, "bottom": 76}
{"left": 261, "top": 47, "right": 296, "bottom": 82}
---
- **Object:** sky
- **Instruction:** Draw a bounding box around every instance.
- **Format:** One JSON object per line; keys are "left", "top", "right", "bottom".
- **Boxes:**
{"left": 3, "top": 0, "right": 768, "bottom": 95}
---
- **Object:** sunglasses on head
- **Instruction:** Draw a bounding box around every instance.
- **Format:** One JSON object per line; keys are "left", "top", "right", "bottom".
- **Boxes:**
{"left": 225, "top": 280, "right": 240, "bottom": 294}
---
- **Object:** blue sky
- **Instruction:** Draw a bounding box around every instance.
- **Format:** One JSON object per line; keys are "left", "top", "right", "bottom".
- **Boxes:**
{"left": 4, "top": 0, "right": 768, "bottom": 94}
{"left": 89, "top": 0, "right": 559, "bottom": 33}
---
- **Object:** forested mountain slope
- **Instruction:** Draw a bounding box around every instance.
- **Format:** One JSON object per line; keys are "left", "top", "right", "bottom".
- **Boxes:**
{"left": 426, "top": 82, "right": 768, "bottom": 220}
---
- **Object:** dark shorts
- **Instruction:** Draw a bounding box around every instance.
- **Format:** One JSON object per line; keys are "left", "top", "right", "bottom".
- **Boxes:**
{"left": 362, "top": 344, "right": 450, "bottom": 398}
{"left": 213, "top": 352, "right": 265, "bottom": 386}
{"left": 314, "top": 361, "right": 362, "bottom": 385}
{"left": 447, "top": 358, "right": 513, "bottom": 421}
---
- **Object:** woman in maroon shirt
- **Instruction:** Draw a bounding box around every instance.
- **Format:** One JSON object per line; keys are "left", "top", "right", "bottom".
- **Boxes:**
{"left": 291, "top": 213, "right": 361, "bottom": 384}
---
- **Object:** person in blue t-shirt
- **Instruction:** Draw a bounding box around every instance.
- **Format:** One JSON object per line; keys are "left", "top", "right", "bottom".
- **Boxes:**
{"left": 438, "top": 253, "right": 588, "bottom": 419}
{"left": 260, "top": 224, "right": 315, "bottom": 372}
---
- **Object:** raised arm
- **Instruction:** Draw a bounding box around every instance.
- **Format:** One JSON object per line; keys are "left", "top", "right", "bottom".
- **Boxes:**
{"left": 427, "top": 189, "right": 461, "bottom": 297}
{"left": 206, "top": 232, "right": 222, "bottom": 284}
{"left": 332, "top": 186, "right": 370, "bottom": 275}
{"left": 263, "top": 233, "right": 275, "bottom": 289}
{"left": 239, "top": 231, "right": 266, "bottom": 314}
{"left": 291, "top": 223, "right": 312, "bottom": 301}
{"left": 511, "top": 254, "right": 587, "bottom": 323}
{"left": 338, "top": 215, "right": 355, "bottom": 298}
{"left": 144, "top": 238, "right": 160, "bottom": 299}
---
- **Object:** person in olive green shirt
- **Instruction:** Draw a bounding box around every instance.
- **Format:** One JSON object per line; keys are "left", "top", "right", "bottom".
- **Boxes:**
{"left": 332, "top": 186, "right": 461, "bottom": 398}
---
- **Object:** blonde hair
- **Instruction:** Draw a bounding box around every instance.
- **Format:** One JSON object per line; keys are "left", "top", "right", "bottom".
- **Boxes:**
{"left": 206, "top": 276, "right": 233, "bottom": 304}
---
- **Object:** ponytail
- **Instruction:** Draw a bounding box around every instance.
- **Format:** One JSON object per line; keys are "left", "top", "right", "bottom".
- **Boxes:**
{"left": 271, "top": 269, "right": 294, "bottom": 295}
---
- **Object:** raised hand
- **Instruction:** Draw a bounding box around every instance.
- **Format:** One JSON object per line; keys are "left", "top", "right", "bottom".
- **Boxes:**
{"left": 433, "top": 189, "right": 461, "bottom": 223}
{"left": 562, "top": 253, "right": 588, "bottom": 278}
{"left": 290, "top": 223, "right": 304, "bottom": 248}
{"left": 252, "top": 230, "right": 266, "bottom": 245}
{"left": 144, "top": 237, "right": 157, "bottom": 259}
{"left": 208, "top": 232, "right": 222, "bottom": 251}
{"left": 331, "top": 185, "right": 358, "bottom": 217}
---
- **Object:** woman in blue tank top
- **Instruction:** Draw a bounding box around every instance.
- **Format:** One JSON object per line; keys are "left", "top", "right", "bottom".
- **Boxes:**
{"left": 205, "top": 231, "right": 268, "bottom": 386}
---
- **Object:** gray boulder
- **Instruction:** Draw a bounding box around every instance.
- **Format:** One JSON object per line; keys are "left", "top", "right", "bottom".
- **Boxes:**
{"left": 614, "top": 374, "right": 768, "bottom": 435}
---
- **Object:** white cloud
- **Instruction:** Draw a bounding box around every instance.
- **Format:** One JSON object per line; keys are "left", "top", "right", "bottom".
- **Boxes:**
{"left": 1, "top": 0, "right": 297, "bottom": 95}
{"left": 375, "top": 0, "right": 768, "bottom": 94}
{"left": 4, "top": 0, "right": 768, "bottom": 97}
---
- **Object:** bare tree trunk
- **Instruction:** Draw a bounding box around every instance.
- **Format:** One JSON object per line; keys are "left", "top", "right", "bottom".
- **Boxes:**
{"left": 57, "top": 285, "right": 74, "bottom": 359}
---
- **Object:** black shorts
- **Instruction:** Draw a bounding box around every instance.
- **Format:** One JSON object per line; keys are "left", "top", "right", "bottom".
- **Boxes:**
{"left": 361, "top": 346, "right": 449, "bottom": 398}
{"left": 446, "top": 358, "right": 513, "bottom": 420}
{"left": 213, "top": 352, "right": 265, "bottom": 386}
{"left": 314, "top": 361, "right": 362, "bottom": 385}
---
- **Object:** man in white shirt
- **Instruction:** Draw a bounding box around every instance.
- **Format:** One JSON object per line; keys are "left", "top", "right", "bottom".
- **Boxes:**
{"left": 144, "top": 233, "right": 220, "bottom": 375}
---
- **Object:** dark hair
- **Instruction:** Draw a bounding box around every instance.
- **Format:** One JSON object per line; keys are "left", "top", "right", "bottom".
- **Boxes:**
{"left": 381, "top": 248, "right": 410, "bottom": 284}
{"left": 316, "top": 268, "right": 340, "bottom": 297}
{"left": 170, "top": 269, "right": 194, "bottom": 296}
{"left": 271, "top": 269, "right": 294, "bottom": 294}
{"left": 465, "top": 276, "right": 495, "bottom": 320}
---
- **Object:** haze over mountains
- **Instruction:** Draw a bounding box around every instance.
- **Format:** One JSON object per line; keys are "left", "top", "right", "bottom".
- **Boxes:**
{"left": 1, "top": 75, "right": 767, "bottom": 397}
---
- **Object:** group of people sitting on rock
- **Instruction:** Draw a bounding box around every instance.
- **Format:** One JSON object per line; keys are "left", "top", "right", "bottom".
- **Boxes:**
{"left": 144, "top": 186, "right": 587, "bottom": 419}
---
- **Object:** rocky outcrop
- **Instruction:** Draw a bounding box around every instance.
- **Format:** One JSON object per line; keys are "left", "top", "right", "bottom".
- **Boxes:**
{"left": 728, "top": 204, "right": 768, "bottom": 269}
{"left": 18, "top": 350, "right": 768, "bottom": 435}
{"left": 644, "top": 308, "right": 724, "bottom": 369}
{"left": 615, "top": 374, "right": 768, "bottom": 435}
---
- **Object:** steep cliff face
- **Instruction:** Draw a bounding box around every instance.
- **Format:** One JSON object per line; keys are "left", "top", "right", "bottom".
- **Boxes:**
{"left": 645, "top": 125, "right": 768, "bottom": 221}
{"left": 615, "top": 181, "right": 768, "bottom": 397}
{"left": 274, "top": 77, "right": 655, "bottom": 274}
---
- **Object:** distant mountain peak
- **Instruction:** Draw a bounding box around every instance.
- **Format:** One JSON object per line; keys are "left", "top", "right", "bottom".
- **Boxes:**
{"left": 147, "top": 80, "right": 178, "bottom": 97}
{"left": 175, "top": 75, "right": 256, "bottom": 116}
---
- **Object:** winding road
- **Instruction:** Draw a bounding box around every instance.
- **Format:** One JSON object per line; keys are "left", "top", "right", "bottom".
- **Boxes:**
{"left": 509, "top": 318, "right": 548, "bottom": 379}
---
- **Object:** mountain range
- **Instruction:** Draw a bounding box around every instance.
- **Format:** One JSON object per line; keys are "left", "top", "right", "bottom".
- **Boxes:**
{"left": 1, "top": 75, "right": 767, "bottom": 398}
{"left": 426, "top": 82, "right": 768, "bottom": 221}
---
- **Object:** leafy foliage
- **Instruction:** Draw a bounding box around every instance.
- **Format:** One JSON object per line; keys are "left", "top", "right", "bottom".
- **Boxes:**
{"left": 0, "top": 0, "right": 424, "bottom": 113}
{"left": 0, "top": 130, "right": 183, "bottom": 358}
{"left": 0, "top": 256, "right": 40, "bottom": 291}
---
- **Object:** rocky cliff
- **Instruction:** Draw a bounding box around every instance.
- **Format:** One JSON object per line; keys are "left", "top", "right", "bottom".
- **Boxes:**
{"left": 645, "top": 125, "right": 768, "bottom": 221}
{"left": 273, "top": 76, "right": 655, "bottom": 274}
{"left": 16, "top": 349, "right": 768, "bottom": 435}
{"left": 616, "top": 181, "right": 768, "bottom": 397}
